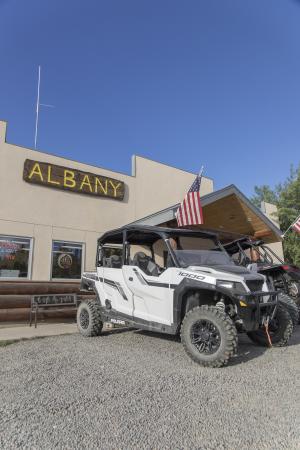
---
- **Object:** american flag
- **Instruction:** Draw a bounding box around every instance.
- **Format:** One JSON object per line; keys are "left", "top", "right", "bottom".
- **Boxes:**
{"left": 175, "top": 170, "right": 204, "bottom": 227}
{"left": 292, "top": 215, "right": 300, "bottom": 234}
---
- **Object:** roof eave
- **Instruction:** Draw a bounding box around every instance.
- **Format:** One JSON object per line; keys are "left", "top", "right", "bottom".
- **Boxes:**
{"left": 130, "top": 184, "right": 283, "bottom": 240}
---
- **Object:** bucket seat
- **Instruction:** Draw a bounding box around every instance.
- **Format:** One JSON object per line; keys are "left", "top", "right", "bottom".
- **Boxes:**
{"left": 132, "top": 252, "right": 159, "bottom": 277}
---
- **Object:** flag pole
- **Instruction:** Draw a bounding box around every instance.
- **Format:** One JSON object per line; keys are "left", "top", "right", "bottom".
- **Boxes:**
{"left": 34, "top": 65, "right": 41, "bottom": 149}
{"left": 282, "top": 213, "right": 300, "bottom": 238}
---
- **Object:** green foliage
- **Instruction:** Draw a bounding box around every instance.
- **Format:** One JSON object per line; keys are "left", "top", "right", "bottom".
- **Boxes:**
{"left": 251, "top": 185, "right": 277, "bottom": 208}
{"left": 251, "top": 165, "right": 300, "bottom": 265}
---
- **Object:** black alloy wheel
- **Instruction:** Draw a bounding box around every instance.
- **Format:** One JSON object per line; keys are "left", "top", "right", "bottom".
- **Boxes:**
{"left": 79, "top": 308, "right": 90, "bottom": 330}
{"left": 190, "top": 319, "right": 221, "bottom": 355}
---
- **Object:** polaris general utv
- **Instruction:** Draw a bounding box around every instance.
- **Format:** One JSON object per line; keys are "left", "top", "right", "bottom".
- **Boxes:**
{"left": 223, "top": 238, "right": 299, "bottom": 325}
{"left": 77, "top": 225, "right": 293, "bottom": 368}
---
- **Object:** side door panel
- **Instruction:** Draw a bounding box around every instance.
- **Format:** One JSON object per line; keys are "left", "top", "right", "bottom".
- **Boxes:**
{"left": 101, "top": 267, "right": 134, "bottom": 317}
{"left": 123, "top": 265, "right": 173, "bottom": 325}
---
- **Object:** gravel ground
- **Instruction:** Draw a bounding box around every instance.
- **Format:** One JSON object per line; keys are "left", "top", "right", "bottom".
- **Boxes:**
{"left": 0, "top": 326, "right": 300, "bottom": 450}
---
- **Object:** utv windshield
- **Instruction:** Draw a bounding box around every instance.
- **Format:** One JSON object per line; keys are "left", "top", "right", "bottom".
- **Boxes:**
{"left": 169, "top": 236, "right": 234, "bottom": 268}
{"left": 174, "top": 249, "right": 233, "bottom": 268}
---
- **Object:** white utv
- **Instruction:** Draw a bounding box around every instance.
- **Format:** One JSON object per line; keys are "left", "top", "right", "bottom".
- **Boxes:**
{"left": 77, "top": 225, "right": 293, "bottom": 368}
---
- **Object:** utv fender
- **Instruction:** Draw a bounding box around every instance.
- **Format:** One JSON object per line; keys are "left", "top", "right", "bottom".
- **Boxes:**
{"left": 80, "top": 273, "right": 102, "bottom": 305}
{"left": 173, "top": 278, "right": 237, "bottom": 328}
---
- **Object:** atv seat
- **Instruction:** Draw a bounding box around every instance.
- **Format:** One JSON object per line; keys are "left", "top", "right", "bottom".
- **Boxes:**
{"left": 132, "top": 252, "right": 159, "bottom": 277}
{"left": 105, "top": 254, "right": 122, "bottom": 268}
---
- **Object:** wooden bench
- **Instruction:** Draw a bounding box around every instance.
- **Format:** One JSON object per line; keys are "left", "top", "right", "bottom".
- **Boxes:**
{"left": 29, "top": 294, "right": 78, "bottom": 328}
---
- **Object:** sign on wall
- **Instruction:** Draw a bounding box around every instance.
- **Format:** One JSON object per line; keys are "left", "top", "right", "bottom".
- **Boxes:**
{"left": 23, "top": 159, "right": 125, "bottom": 200}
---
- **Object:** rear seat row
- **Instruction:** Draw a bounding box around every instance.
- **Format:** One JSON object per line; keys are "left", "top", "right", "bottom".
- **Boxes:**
{"left": 103, "top": 255, "right": 122, "bottom": 268}
{"left": 103, "top": 252, "right": 160, "bottom": 276}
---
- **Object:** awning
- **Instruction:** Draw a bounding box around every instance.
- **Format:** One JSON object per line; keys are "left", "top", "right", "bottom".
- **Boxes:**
{"left": 131, "top": 185, "right": 282, "bottom": 244}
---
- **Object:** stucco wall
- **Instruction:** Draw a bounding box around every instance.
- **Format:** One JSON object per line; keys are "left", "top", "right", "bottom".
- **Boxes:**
{"left": 0, "top": 120, "right": 213, "bottom": 279}
{"left": 261, "top": 201, "right": 284, "bottom": 260}
{"left": 134, "top": 156, "right": 213, "bottom": 219}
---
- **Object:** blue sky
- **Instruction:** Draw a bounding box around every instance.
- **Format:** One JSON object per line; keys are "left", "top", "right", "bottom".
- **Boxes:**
{"left": 0, "top": 0, "right": 299, "bottom": 196}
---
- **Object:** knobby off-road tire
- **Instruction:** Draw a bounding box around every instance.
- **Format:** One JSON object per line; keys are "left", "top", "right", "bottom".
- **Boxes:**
{"left": 278, "top": 292, "right": 299, "bottom": 327}
{"left": 247, "top": 304, "right": 293, "bottom": 347}
{"left": 288, "top": 281, "right": 300, "bottom": 302}
{"left": 77, "top": 300, "right": 103, "bottom": 337}
{"left": 288, "top": 282, "right": 300, "bottom": 323}
{"left": 181, "top": 305, "right": 238, "bottom": 368}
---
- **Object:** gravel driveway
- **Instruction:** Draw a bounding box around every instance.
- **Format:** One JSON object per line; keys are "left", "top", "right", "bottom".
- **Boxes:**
{"left": 1, "top": 326, "right": 299, "bottom": 450}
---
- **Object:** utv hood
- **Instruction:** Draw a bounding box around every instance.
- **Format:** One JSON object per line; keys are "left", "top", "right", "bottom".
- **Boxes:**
{"left": 189, "top": 264, "right": 259, "bottom": 276}
{"left": 209, "top": 265, "right": 251, "bottom": 275}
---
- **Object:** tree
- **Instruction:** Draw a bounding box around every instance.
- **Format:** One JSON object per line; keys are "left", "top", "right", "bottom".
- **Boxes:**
{"left": 251, "top": 185, "right": 277, "bottom": 209}
{"left": 251, "top": 165, "right": 300, "bottom": 265}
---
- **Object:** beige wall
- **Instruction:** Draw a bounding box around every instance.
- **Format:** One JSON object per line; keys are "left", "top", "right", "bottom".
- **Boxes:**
{"left": 133, "top": 156, "right": 213, "bottom": 219}
{"left": 0, "top": 120, "right": 213, "bottom": 280}
{"left": 261, "top": 201, "right": 284, "bottom": 260}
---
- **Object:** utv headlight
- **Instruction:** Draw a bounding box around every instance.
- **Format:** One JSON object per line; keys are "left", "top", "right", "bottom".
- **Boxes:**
{"left": 217, "top": 280, "right": 234, "bottom": 289}
{"left": 216, "top": 280, "right": 247, "bottom": 294}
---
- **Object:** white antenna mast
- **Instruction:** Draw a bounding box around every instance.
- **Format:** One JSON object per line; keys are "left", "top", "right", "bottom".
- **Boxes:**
{"left": 34, "top": 65, "right": 41, "bottom": 149}
{"left": 34, "top": 65, "right": 54, "bottom": 149}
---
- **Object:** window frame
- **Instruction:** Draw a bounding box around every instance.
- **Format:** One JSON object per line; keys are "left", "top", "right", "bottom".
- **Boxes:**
{"left": 50, "top": 239, "right": 85, "bottom": 281}
{"left": 0, "top": 234, "right": 34, "bottom": 281}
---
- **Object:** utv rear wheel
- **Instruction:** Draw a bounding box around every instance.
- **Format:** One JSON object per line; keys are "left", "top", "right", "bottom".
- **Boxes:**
{"left": 77, "top": 300, "right": 103, "bottom": 337}
{"left": 181, "top": 305, "right": 238, "bottom": 368}
{"left": 278, "top": 292, "right": 299, "bottom": 327}
{"left": 247, "top": 304, "right": 293, "bottom": 347}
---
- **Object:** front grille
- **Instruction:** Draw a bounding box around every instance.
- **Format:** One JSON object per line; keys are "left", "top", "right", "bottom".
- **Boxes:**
{"left": 245, "top": 280, "right": 264, "bottom": 292}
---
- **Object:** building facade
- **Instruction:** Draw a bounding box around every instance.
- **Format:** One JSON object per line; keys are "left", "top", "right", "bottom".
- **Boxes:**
{"left": 0, "top": 120, "right": 283, "bottom": 283}
{"left": 0, "top": 120, "right": 215, "bottom": 281}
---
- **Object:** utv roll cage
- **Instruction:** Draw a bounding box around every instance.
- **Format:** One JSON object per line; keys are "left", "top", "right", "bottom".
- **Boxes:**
{"left": 224, "top": 237, "right": 284, "bottom": 266}
{"left": 97, "top": 225, "right": 221, "bottom": 269}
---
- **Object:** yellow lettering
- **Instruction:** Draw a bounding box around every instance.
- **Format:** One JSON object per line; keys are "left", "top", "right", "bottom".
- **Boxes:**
{"left": 95, "top": 178, "right": 108, "bottom": 195}
{"left": 109, "top": 180, "right": 122, "bottom": 197}
{"left": 80, "top": 174, "right": 92, "bottom": 192}
{"left": 28, "top": 163, "right": 43, "bottom": 181}
{"left": 47, "top": 166, "right": 60, "bottom": 185}
{"left": 64, "top": 170, "right": 76, "bottom": 188}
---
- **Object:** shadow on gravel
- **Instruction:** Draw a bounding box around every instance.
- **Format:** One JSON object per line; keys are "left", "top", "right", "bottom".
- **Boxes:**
{"left": 103, "top": 325, "right": 300, "bottom": 366}
{"left": 101, "top": 326, "right": 135, "bottom": 337}
{"left": 137, "top": 329, "right": 269, "bottom": 365}
{"left": 228, "top": 335, "right": 268, "bottom": 366}
{"left": 134, "top": 329, "right": 181, "bottom": 342}
{"left": 231, "top": 326, "right": 300, "bottom": 365}
{"left": 133, "top": 328, "right": 300, "bottom": 366}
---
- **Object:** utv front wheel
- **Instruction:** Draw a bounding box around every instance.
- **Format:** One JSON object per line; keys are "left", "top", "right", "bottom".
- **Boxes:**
{"left": 181, "top": 305, "right": 238, "bottom": 368}
{"left": 247, "top": 304, "right": 293, "bottom": 347}
{"left": 77, "top": 300, "right": 103, "bottom": 337}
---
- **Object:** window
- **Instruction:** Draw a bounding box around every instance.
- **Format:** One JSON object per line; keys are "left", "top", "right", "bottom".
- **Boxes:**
{"left": 0, "top": 235, "right": 32, "bottom": 279}
{"left": 51, "top": 241, "right": 84, "bottom": 279}
{"left": 99, "top": 244, "right": 123, "bottom": 268}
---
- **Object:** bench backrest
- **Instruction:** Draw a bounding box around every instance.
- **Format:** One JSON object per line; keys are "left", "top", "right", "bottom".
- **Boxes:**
{"left": 31, "top": 294, "right": 77, "bottom": 308}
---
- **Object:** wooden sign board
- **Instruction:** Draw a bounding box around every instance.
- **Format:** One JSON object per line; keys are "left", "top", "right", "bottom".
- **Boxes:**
{"left": 23, "top": 159, "right": 125, "bottom": 200}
